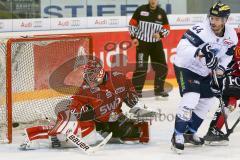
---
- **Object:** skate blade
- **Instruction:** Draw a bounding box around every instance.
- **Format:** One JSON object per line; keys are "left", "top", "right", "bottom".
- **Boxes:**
{"left": 185, "top": 143, "right": 204, "bottom": 147}
{"left": 205, "top": 140, "right": 229, "bottom": 146}
{"left": 171, "top": 145, "right": 183, "bottom": 154}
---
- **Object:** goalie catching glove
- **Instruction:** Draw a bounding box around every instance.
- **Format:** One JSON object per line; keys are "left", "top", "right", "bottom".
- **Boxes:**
{"left": 124, "top": 92, "right": 157, "bottom": 118}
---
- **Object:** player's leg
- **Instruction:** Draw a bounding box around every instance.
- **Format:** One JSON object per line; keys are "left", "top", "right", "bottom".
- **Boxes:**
{"left": 132, "top": 40, "right": 150, "bottom": 97}
{"left": 171, "top": 65, "right": 202, "bottom": 153}
{"left": 20, "top": 109, "right": 71, "bottom": 150}
{"left": 19, "top": 125, "right": 52, "bottom": 150}
{"left": 184, "top": 76, "right": 215, "bottom": 145}
{"left": 20, "top": 109, "right": 102, "bottom": 150}
{"left": 184, "top": 97, "right": 216, "bottom": 145}
{"left": 150, "top": 41, "right": 168, "bottom": 97}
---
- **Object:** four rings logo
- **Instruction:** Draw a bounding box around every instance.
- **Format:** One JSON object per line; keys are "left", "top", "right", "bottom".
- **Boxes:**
{"left": 108, "top": 19, "right": 119, "bottom": 25}
{"left": 71, "top": 20, "right": 82, "bottom": 27}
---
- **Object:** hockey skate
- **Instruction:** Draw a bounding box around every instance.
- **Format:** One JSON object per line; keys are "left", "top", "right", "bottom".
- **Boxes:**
{"left": 171, "top": 133, "right": 184, "bottom": 154}
{"left": 19, "top": 137, "right": 40, "bottom": 150}
{"left": 184, "top": 131, "right": 204, "bottom": 146}
{"left": 204, "top": 127, "right": 229, "bottom": 146}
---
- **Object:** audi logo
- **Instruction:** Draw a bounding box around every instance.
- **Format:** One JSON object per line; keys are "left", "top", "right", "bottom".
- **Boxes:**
{"left": 71, "top": 20, "right": 82, "bottom": 27}
{"left": 108, "top": 19, "right": 119, "bottom": 25}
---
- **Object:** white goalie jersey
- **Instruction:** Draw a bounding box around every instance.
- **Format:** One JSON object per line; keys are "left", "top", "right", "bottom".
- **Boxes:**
{"left": 174, "top": 19, "right": 238, "bottom": 77}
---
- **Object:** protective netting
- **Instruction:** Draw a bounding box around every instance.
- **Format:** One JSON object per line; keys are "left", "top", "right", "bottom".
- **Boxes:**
{"left": 0, "top": 35, "right": 92, "bottom": 143}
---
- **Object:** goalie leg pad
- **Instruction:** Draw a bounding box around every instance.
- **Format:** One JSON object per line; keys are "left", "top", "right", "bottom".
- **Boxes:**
{"left": 25, "top": 126, "right": 50, "bottom": 141}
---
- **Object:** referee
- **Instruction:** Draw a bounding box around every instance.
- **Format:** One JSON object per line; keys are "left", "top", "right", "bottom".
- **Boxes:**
{"left": 128, "top": 0, "right": 170, "bottom": 97}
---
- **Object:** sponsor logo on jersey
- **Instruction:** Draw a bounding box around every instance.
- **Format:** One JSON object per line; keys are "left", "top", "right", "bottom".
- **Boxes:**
{"left": 228, "top": 76, "right": 240, "bottom": 87}
{"left": 115, "top": 87, "right": 125, "bottom": 94}
{"left": 106, "top": 90, "right": 112, "bottom": 98}
{"left": 112, "top": 71, "right": 123, "bottom": 77}
{"left": 223, "top": 39, "right": 234, "bottom": 46}
{"left": 140, "top": 11, "right": 149, "bottom": 16}
{"left": 99, "top": 98, "right": 121, "bottom": 115}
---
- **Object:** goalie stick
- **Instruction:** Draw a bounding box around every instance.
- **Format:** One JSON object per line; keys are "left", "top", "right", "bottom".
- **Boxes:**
{"left": 66, "top": 130, "right": 112, "bottom": 154}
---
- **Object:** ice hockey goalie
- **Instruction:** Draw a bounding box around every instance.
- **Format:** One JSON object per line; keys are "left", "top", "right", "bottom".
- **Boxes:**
{"left": 20, "top": 59, "right": 156, "bottom": 151}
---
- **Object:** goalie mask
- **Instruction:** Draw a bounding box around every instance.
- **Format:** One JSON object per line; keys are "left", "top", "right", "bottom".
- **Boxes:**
{"left": 83, "top": 60, "right": 105, "bottom": 87}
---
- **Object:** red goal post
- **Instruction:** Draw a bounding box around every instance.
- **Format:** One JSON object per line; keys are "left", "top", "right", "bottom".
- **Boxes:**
{"left": 0, "top": 34, "right": 93, "bottom": 143}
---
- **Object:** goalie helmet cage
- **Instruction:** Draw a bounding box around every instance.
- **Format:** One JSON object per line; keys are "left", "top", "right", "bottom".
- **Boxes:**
{"left": 0, "top": 34, "right": 93, "bottom": 143}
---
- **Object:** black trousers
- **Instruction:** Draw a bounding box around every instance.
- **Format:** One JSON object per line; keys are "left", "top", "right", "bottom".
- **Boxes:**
{"left": 132, "top": 40, "right": 168, "bottom": 93}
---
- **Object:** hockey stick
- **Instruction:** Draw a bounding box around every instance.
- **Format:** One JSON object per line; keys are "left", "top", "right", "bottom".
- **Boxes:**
{"left": 225, "top": 114, "right": 240, "bottom": 137}
{"left": 212, "top": 70, "right": 230, "bottom": 133}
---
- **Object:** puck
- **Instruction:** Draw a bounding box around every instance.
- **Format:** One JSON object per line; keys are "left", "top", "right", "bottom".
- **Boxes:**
{"left": 12, "top": 122, "right": 20, "bottom": 128}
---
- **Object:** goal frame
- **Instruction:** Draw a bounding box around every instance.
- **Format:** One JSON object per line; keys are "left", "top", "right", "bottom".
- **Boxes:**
{"left": 3, "top": 34, "right": 93, "bottom": 143}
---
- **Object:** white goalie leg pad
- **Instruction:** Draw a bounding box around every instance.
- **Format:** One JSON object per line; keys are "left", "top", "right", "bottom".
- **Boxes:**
{"left": 80, "top": 129, "right": 104, "bottom": 146}
{"left": 194, "top": 97, "right": 217, "bottom": 119}
{"left": 58, "top": 119, "right": 104, "bottom": 146}
{"left": 177, "top": 92, "right": 200, "bottom": 121}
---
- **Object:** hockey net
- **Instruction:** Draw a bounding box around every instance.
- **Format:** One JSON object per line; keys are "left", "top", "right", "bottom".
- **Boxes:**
{"left": 0, "top": 34, "right": 93, "bottom": 143}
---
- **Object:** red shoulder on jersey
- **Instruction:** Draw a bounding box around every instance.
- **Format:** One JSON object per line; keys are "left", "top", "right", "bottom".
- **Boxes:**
{"left": 231, "top": 33, "right": 240, "bottom": 76}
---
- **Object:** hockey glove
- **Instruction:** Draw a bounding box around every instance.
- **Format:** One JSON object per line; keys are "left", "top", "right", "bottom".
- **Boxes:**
{"left": 129, "top": 101, "right": 157, "bottom": 119}
{"left": 226, "top": 45, "right": 236, "bottom": 56}
{"left": 201, "top": 43, "right": 218, "bottom": 70}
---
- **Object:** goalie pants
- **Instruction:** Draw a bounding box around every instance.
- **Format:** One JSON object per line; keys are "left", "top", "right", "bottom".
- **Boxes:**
{"left": 132, "top": 40, "right": 168, "bottom": 93}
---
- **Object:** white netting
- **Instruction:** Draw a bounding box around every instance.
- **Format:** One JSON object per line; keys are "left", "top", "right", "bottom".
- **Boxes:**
{"left": 0, "top": 35, "right": 91, "bottom": 143}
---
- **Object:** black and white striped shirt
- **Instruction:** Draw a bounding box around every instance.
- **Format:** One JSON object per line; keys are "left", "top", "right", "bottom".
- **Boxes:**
{"left": 129, "top": 4, "right": 170, "bottom": 43}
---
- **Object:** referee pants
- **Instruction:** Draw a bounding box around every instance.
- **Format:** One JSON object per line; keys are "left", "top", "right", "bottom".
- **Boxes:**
{"left": 132, "top": 40, "right": 168, "bottom": 93}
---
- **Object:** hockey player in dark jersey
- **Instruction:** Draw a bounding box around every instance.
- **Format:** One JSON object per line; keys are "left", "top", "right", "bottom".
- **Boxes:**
{"left": 204, "top": 32, "right": 240, "bottom": 145}
{"left": 20, "top": 59, "right": 156, "bottom": 151}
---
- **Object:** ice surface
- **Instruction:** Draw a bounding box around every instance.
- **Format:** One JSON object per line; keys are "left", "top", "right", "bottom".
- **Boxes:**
{"left": 0, "top": 88, "right": 239, "bottom": 160}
